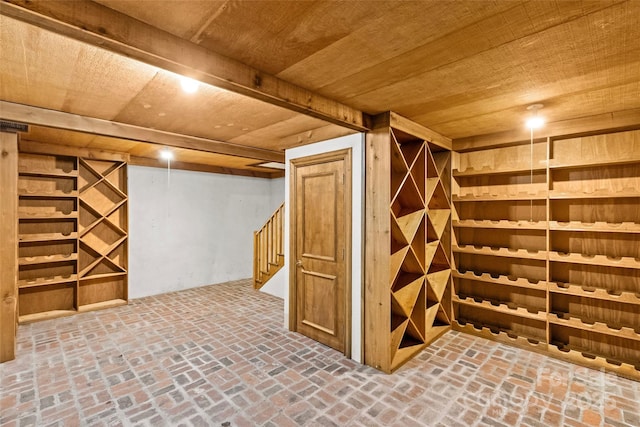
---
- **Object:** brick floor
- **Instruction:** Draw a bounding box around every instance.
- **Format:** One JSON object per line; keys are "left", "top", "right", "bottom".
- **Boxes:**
{"left": 1, "top": 279, "right": 639, "bottom": 426}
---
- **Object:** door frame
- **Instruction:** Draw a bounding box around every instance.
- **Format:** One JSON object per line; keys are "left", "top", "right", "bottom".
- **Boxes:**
{"left": 289, "top": 148, "right": 352, "bottom": 358}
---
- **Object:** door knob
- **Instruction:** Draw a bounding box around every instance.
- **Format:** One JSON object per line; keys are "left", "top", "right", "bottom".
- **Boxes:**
{"left": 296, "top": 260, "right": 303, "bottom": 267}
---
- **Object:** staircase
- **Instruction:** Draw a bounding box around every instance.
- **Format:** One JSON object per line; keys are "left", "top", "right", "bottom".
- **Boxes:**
{"left": 253, "top": 203, "right": 284, "bottom": 289}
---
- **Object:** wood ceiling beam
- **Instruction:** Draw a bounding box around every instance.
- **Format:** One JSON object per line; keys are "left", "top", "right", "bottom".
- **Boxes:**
{"left": 277, "top": 125, "right": 357, "bottom": 151}
{"left": 453, "top": 108, "right": 640, "bottom": 152}
{"left": 1, "top": 0, "right": 371, "bottom": 132}
{"left": 129, "top": 157, "right": 283, "bottom": 179}
{"left": 0, "top": 101, "right": 284, "bottom": 162}
{"left": 17, "top": 139, "right": 282, "bottom": 179}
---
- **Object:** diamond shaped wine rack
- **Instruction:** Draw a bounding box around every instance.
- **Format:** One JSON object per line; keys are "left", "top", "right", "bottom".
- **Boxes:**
{"left": 78, "top": 159, "right": 128, "bottom": 306}
{"left": 390, "top": 128, "right": 452, "bottom": 370}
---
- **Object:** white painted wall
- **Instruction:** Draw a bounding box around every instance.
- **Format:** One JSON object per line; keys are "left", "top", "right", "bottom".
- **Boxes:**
{"left": 279, "top": 133, "right": 364, "bottom": 363}
{"left": 128, "top": 166, "right": 284, "bottom": 299}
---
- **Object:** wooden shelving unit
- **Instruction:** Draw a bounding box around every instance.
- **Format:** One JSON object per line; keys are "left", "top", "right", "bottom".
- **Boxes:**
{"left": 78, "top": 159, "right": 128, "bottom": 309}
{"left": 547, "top": 130, "right": 640, "bottom": 379}
{"left": 451, "top": 129, "right": 640, "bottom": 380}
{"left": 16, "top": 152, "right": 128, "bottom": 323}
{"left": 365, "top": 112, "right": 452, "bottom": 373}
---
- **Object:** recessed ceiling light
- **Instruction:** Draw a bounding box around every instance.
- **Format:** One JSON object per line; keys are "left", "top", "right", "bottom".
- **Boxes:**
{"left": 180, "top": 76, "right": 199, "bottom": 94}
{"left": 160, "top": 148, "right": 173, "bottom": 160}
{"left": 525, "top": 104, "right": 545, "bottom": 129}
{"left": 525, "top": 116, "right": 545, "bottom": 129}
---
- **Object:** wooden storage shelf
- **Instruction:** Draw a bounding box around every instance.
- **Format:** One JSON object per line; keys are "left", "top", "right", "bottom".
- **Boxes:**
{"left": 549, "top": 190, "right": 640, "bottom": 199}
{"left": 550, "top": 292, "right": 639, "bottom": 335}
{"left": 79, "top": 271, "right": 127, "bottom": 280}
{"left": 456, "top": 253, "right": 547, "bottom": 286}
{"left": 454, "top": 320, "right": 547, "bottom": 348}
{"left": 548, "top": 313, "right": 640, "bottom": 343}
{"left": 19, "top": 190, "right": 78, "bottom": 198}
{"left": 18, "top": 280, "right": 76, "bottom": 323}
{"left": 549, "top": 199, "right": 638, "bottom": 225}
{"left": 453, "top": 270, "right": 547, "bottom": 291}
{"left": 549, "top": 323, "right": 640, "bottom": 374}
{"left": 454, "top": 244, "right": 547, "bottom": 261}
{"left": 453, "top": 191, "right": 547, "bottom": 202}
{"left": 103, "top": 198, "right": 127, "bottom": 217}
{"left": 16, "top": 152, "right": 128, "bottom": 324}
{"left": 549, "top": 251, "right": 640, "bottom": 269}
{"left": 450, "top": 130, "right": 640, "bottom": 380}
{"left": 548, "top": 343, "right": 640, "bottom": 381}
{"left": 455, "top": 200, "right": 547, "bottom": 223}
{"left": 81, "top": 185, "right": 126, "bottom": 216}
{"left": 550, "top": 221, "right": 640, "bottom": 233}
{"left": 18, "top": 274, "right": 78, "bottom": 289}
{"left": 79, "top": 274, "right": 127, "bottom": 307}
{"left": 78, "top": 299, "right": 127, "bottom": 313}
{"left": 453, "top": 219, "right": 547, "bottom": 230}
{"left": 456, "top": 227, "right": 545, "bottom": 254}
{"left": 19, "top": 232, "right": 78, "bottom": 243}
{"left": 453, "top": 164, "right": 546, "bottom": 177}
{"left": 79, "top": 256, "right": 125, "bottom": 277}
{"left": 19, "top": 310, "right": 77, "bottom": 324}
{"left": 18, "top": 253, "right": 77, "bottom": 266}
{"left": 18, "top": 169, "right": 78, "bottom": 178}
{"left": 365, "top": 114, "right": 452, "bottom": 373}
{"left": 548, "top": 155, "right": 640, "bottom": 170}
{"left": 19, "top": 212, "right": 78, "bottom": 219}
{"left": 81, "top": 224, "right": 126, "bottom": 256}
{"left": 454, "top": 295, "right": 546, "bottom": 321}
{"left": 549, "top": 282, "right": 640, "bottom": 306}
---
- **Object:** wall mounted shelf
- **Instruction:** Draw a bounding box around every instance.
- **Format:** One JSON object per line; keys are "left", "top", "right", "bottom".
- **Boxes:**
{"left": 451, "top": 128, "right": 640, "bottom": 381}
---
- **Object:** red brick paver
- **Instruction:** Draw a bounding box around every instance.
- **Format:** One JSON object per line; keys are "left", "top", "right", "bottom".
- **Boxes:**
{"left": 1, "top": 279, "right": 639, "bottom": 426}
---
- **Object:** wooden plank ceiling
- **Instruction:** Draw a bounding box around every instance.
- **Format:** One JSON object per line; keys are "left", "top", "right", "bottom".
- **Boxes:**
{"left": 1, "top": 0, "right": 639, "bottom": 174}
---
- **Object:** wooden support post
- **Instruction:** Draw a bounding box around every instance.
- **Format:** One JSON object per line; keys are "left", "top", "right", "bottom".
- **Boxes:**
{"left": 0, "top": 132, "right": 18, "bottom": 363}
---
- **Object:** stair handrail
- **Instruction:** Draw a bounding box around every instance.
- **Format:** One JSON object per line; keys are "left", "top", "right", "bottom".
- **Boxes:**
{"left": 253, "top": 203, "right": 285, "bottom": 289}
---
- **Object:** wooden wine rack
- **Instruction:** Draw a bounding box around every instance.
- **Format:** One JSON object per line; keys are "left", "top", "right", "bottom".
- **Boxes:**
{"left": 365, "top": 112, "right": 453, "bottom": 373}
{"left": 17, "top": 152, "right": 128, "bottom": 323}
{"left": 451, "top": 128, "right": 640, "bottom": 380}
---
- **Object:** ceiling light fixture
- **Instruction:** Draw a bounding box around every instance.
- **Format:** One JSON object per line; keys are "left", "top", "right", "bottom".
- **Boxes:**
{"left": 180, "top": 76, "right": 199, "bottom": 94}
{"left": 160, "top": 148, "right": 173, "bottom": 187}
{"left": 525, "top": 104, "right": 545, "bottom": 129}
{"left": 525, "top": 104, "right": 545, "bottom": 222}
{"left": 160, "top": 148, "right": 173, "bottom": 160}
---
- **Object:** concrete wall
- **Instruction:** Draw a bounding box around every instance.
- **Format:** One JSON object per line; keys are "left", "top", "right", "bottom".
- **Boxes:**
{"left": 278, "top": 133, "right": 365, "bottom": 363}
{"left": 128, "top": 166, "right": 284, "bottom": 299}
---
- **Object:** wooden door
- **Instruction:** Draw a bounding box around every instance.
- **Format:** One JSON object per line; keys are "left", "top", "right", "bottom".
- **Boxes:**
{"left": 291, "top": 149, "right": 351, "bottom": 355}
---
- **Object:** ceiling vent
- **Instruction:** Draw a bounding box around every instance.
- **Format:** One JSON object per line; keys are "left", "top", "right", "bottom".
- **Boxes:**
{"left": 0, "top": 120, "right": 29, "bottom": 133}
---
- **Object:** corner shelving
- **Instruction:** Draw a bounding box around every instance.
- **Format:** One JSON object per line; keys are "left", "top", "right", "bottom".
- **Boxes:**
{"left": 16, "top": 152, "right": 128, "bottom": 323}
{"left": 365, "top": 113, "right": 452, "bottom": 373}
